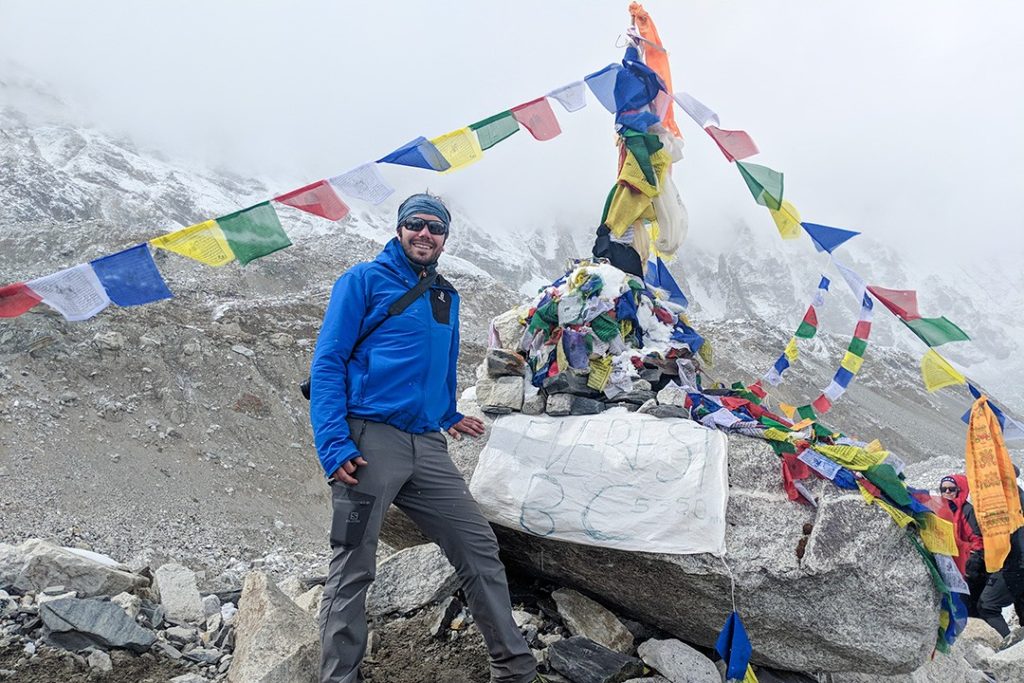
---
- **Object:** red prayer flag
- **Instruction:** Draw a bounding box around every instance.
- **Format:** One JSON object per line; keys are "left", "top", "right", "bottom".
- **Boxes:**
{"left": 274, "top": 180, "right": 350, "bottom": 221}
{"left": 811, "top": 395, "right": 832, "bottom": 414}
{"left": 854, "top": 320, "right": 872, "bottom": 339}
{"left": 781, "top": 454, "right": 814, "bottom": 503}
{"left": 705, "top": 126, "right": 759, "bottom": 162}
{"left": 802, "top": 306, "right": 818, "bottom": 327}
{"left": 0, "top": 282, "right": 42, "bottom": 318}
{"left": 866, "top": 285, "right": 921, "bottom": 321}
{"left": 747, "top": 382, "right": 767, "bottom": 399}
{"left": 511, "top": 97, "right": 562, "bottom": 141}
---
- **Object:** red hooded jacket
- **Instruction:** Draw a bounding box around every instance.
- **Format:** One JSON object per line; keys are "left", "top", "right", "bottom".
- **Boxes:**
{"left": 938, "top": 473, "right": 984, "bottom": 574}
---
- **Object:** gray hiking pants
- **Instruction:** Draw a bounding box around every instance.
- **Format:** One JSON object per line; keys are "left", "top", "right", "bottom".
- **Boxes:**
{"left": 318, "top": 418, "right": 537, "bottom": 683}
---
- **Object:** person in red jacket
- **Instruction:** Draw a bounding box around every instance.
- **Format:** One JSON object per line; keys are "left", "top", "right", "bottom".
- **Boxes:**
{"left": 938, "top": 475, "right": 987, "bottom": 615}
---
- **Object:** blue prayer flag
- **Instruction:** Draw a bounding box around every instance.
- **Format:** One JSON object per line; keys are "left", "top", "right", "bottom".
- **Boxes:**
{"left": 715, "top": 611, "right": 753, "bottom": 681}
{"left": 671, "top": 321, "right": 704, "bottom": 352}
{"left": 90, "top": 244, "right": 173, "bottom": 307}
{"left": 615, "top": 47, "right": 664, "bottom": 113}
{"left": 584, "top": 64, "right": 621, "bottom": 113}
{"left": 834, "top": 367, "right": 855, "bottom": 388}
{"left": 773, "top": 356, "right": 790, "bottom": 374}
{"left": 646, "top": 257, "right": 688, "bottom": 308}
{"left": 801, "top": 222, "right": 860, "bottom": 253}
{"left": 961, "top": 384, "right": 1007, "bottom": 429}
{"left": 378, "top": 137, "right": 450, "bottom": 172}
{"left": 818, "top": 276, "right": 831, "bottom": 290}
{"left": 833, "top": 468, "right": 859, "bottom": 490}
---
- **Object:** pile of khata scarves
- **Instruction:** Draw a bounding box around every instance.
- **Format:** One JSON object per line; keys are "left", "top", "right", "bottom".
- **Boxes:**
{"left": 518, "top": 261, "right": 703, "bottom": 398}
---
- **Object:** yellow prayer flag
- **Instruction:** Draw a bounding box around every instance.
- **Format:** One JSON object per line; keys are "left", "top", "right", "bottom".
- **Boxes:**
{"left": 784, "top": 337, "right": 799, "bottom": 362}
{"left": 763, "top": 428, "right": 793, "bottom": 442}
{"left": 778, "top": 403, "right": 796, "bottom": 420}
{"left": 150, "top": 220, "right": 235, "bottom": 267}
{"left": 556, "top": 336, "right": 569, "bottom": 373}
{"left": 917, "top": 513, "right": 959, "bottom": 557}
{"left": 769, "top": 200, "right": 802, "bottom": 240}
{"left": 865, "top": 439, "right": 884, "bottom": 453}
{"left": 790, "top": 418, "right": 815, "bottom": 432}
{"left": 967, "top": 397, "right": 1024, "bottom": 572}
{"left": 920, "top": 349, "right": 966, "bottom": 393}
{"left": 877, "top": 499, "right": 915, "bottom": 528}
{"left": 587, "top": 356, "right": 613, "bottom": 391}
{"left": 743, "top": 664, "right": 759, "bottom": 683}
{"left": 858, "top": 481, "right": 875, "bottom": 505}
{"left": 430, "top": 127, "right": 484, "bottom": 173}
{"left": 840, "top": 351, "right": 864, "bottom": 374}
{"left": 816, "top": 444, "right": 886, "bottom": 471}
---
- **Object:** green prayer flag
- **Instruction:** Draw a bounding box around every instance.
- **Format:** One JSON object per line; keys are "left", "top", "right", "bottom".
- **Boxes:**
{"left": 848, "top": 337, "right": 868, "bottom": 357}
{"left": 216, "top": 202, "right": 292, "bottom": 265}
{"left": 469, "top": 111, "right": 520, "bottom": 150}
{"left": 760, "top": 416, "right": 791, "bottom": 430}
{"left": 768, "top": 440, "right": 797, "bottom": 456}
{"left": 736, "top": 161, "right": 784, "bottom": 210}
{"left": 812, "top": 423, "right": 835, "bottom": 439}
{"left": 904, "top": 317, "right": 970, "bottom": 347}
{"left": 796, "top": 404, "right": 817, "bottom": 421}
{"left": 864, "top": 464, "right": 911, "bottom": 506}
{"left": 622, "top": 130, "right": 663, "bottom": 186}
{"left": 795, "top": 320, "right": 816, "bottom": 339}
{"left": 590, "top": 313, "right": 621, "bottom": 342}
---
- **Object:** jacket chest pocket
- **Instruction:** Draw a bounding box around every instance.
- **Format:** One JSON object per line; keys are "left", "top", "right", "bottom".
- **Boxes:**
{"left": 430, "top": 289, "right": 452, "bottom": 325}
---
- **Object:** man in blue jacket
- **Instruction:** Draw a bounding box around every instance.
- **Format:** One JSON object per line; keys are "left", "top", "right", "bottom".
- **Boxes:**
{"left": 310, "top": 193, "right": 541, "bottom": 683}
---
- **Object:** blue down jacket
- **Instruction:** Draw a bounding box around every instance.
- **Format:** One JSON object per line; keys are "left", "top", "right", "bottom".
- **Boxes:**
{"left": 310, "top": 238, "right": 463, "bottom": 477}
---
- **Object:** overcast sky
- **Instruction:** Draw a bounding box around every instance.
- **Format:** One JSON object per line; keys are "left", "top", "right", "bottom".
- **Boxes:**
{"left": 1, "top": 0, "right": 1022, "bottom": 263}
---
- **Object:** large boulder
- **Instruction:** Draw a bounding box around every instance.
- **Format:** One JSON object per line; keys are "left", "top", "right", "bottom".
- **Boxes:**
{"left": 228, "top": 571, "right": 319, "bottom": 683}
{"left": 0, "top": 538, "right": 147, "bottom": 597}
{"left": 40, "top": 597, "right": 156, "bottom": 652}
{"left": 380, "top": 403, "right": 942, "bottom": 674}
{"left": 153, "top": 563, "right": 205, "bottom": 624}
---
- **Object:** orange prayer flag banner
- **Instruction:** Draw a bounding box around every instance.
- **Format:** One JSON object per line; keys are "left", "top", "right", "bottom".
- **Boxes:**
{"left": 629, "top": 2, "right": 680, "bottom": 138}
{"left": 966, "top": 397, "right": 1024, "bottom": 572}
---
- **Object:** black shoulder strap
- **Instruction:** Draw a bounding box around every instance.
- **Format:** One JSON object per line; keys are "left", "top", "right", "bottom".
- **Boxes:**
{"left": 356, "top": 271, "right": 437, "bottom": 346}
{"left": 301, "top": 272, "right": 440, "bottom": 400}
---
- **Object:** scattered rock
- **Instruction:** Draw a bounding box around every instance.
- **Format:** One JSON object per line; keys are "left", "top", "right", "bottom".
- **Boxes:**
{"left": 477, "top": 375, "right": 525, "bottom": 412}
{"left": 185, "top": 646, "right": 223, "bottom": 665}
{"left": 430, "top": 596, "right": 464, "bottom": 638}
{"left": 154, "top": 563, "right": 204, "bottom": 624}
{"left": 485, "top": 349, "right": 526, "bottom": 378}
{"left": 202, "top": 593, "right": 222, "bottom": 618}
{"left": 542, "top": 373, "right": 601, "bottom": 398}
{"left": 111, "top": 591, "right": 142, "bottom": 620}
{"left": 40, "top": 597, "right": 156, "bottom": 653}
{"left": 94, "top": 331, "right": 127, "bottom": 351}
{"left": 637, "top": 638, "right": 719, "bottom": 683}
{"left": 0, "top": 538, "right": 146, "bottom": 597}
{"left": 547, "top": 636, "right": 645, "bottom": 683}
{"left": 231, "top": 344, "right": 255, "bottom": 359}
{"left": 552, "top": 588, "right": 633, "bottom": 654}
{"left": 169, "top": 674, "right": 207, "bottom": 683}
{"left": 646, "top": 405, "right": 688, "bottom": 419}
{"left": 983, "top": 637, "right": 1024, "bottom": 681}
{"left": 294, "top": 585, "right": 324, "bottom": 615}
{"left": 366, "top": 543, "right": 458, "bottom": 617}
{"left": 268, "top": 332, "right": 294, "bottom": 349}
{"left": 276, "top": 575, "right": 305, "bottom": 600}
{"left": 87, "top": 649, "right": 113, "bottom": 672}
{"left": 228, "top": 571, "right": 319, "bottom": 683}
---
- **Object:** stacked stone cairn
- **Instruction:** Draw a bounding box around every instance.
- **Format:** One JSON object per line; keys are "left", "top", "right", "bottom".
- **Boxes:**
{"left": 476, "top": 260, "right": 706, "bottom": 420}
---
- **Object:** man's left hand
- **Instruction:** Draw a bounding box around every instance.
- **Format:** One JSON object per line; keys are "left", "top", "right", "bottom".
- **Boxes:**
{"left": 447, "top": 416, "right": 485, "bottom": 440}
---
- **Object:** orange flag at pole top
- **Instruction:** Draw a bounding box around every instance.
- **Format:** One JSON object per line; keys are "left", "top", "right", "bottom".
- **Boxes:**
{"left": 966, "top": 396, "right": 1024, "bottom": 573}
{"left": 629, "top": 2, "right": 681, "bottom": 138}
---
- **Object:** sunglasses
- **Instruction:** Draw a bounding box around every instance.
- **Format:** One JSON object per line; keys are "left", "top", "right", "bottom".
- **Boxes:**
{"left": 940, "top": 486, "right": 959, "bottom": 493}
{"left": 402, "top": 217, "right": 448, "bottom": 236}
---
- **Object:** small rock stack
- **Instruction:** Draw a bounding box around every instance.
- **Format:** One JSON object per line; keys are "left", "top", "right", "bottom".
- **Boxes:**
{"left": 476, "top": 260, "right": 708, "bottom": 420}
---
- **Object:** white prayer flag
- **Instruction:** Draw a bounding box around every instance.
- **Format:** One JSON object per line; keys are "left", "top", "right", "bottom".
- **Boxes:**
{"left": 933, "top": 553, "right": 971, "bottom": 595}
{"left": 672, "top": 92, "right": 720, "bottom": 129}
{"left": 763, "top": 367, "right": 784, "bottom": 387}
{"left": 823, "top": 380, "right": 846, "bottom": 402}
{"left": 548, "top": 81, "right": 587, "bottom": 113}
{"left": 329, "top": 164, "right": 394, "bottom": 205}
{"left": 831, "top": 256, "right": 867, "bottom": 304}
{"left": 798, "top": 449, "right": 842, "bottom": 480}
{"left": 27, "top": 264, "right": 110, "bottom": 321}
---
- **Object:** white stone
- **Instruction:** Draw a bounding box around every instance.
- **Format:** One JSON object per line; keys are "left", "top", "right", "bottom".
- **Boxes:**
{"left": 294, "top": 585, "right": 324, "bottom": 615}
{"left": 491, "top": 307, "right": 527, "bottom": 351}
{"left": 655, "top": 382, "right": 687, "bottom": 408}
{"left": 87, "top": 649, "right": 112, "bottom": 672}
{"left": 637, "top": 638, "right": 719, "bottom": 683}
{"left": 36, "top": 590, "right": 76, "bottom": 606}
{"left": 0, "top": 539, "right": 146, "bottom": 597}
{"left": 111, "top": 592, "right": 142, "bottom": 620}
{"left": 202, "top": 594, "right": 221, "bottom": 618}
{"left": 228, "top": 572, "right": 319, "bottom": 683}
{"left": 551, "top": 588, "right": 633, "bottom": 654}
{"left": 154, "top": 563, "right": 204, "bottom": 624}
{"left": 476, "top": 376, "right": 524, "bottom": 411}
{"left": 366, "top": 543, "right": 458, "bottom": 617}
{"left": 276, "top": 576, "right": 305, "bottom": 600}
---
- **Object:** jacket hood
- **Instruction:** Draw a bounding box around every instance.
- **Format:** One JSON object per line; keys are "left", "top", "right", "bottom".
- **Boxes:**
{"left": 944, "top": 473, "right": 971, "bottom": 510}
{"left": 378, "top": 237, "right": 439, "bottom": 282}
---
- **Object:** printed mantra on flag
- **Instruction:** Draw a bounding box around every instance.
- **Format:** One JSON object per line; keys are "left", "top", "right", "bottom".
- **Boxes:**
{"left": 469, "top": 412, "right": 728, "bottom": 555}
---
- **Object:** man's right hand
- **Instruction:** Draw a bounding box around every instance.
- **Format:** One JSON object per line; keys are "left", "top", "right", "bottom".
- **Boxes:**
{"left": 331, "top": 456, "right": 369, "bottom": 485}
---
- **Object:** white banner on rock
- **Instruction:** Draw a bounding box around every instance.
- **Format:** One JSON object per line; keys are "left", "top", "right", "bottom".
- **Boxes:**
{"left": 469, "top": 410, "right": 728, "bottom": 555}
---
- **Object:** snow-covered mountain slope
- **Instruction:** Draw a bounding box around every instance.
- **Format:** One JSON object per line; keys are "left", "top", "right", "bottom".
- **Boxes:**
{"left": 2, "top": 71, "right": 1021, "bottom": 472}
